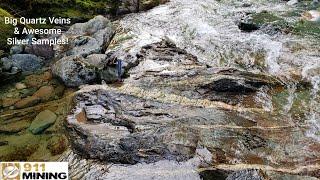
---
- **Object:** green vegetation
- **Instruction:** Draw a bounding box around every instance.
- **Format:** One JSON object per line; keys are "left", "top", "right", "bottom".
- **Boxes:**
{"left": 0, "top": 8, "right": 14, "bottom": 52}
{"left": 251, "top": 10, "right": 320, "bottom": 39}
{"left": 292, "top": 20, "right": 320, "bottom": 39}
{"left": 251, "top": 11, "right": 282, "bottom": 26}
{"left": 0, "top": 0, "right": 110, "bottom": 22}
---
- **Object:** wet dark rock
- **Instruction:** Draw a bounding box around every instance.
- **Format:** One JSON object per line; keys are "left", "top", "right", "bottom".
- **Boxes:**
{"left": 237, "top": 11, "right": 284, "bottom": 34}
{"left": 99, "top": 66, "right": 124, "bottom": 83}
{"left": 0, "top": 141, "right": 8, "bottom": 146}
{"left": 238, "top": 18, "right": 260, "bottom": 32}
{"left": 199, "top": 169, "right": 230, "bottom": 180}
{"left": 52, "top": 55, "right": 97, "bottom": 87}
{"left": 200, "top": 69, "right": 282, "bottom": 93}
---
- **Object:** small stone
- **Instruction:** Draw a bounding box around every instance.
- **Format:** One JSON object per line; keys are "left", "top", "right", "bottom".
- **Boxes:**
{"left": 32, "top": 86, "right": 55, "bottom": 101}
{"left": 14, "top": 96, "right": 41, "bottom": 109}
{"left": 287, "top": 0, "right": 299, "bottom": 6}
{"left": 29, "top": 110, "right": 57, "bottom": 134}
{"left": 15, "top": 83, "right": 27, "bottom": 90}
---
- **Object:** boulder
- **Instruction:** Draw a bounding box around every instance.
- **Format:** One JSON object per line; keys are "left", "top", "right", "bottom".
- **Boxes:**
{"left": 25, "top": 43, "right": 55, "bottom": 59}
{"left": 29, "top": 110, "right": 57, "bottom": 134}
{"left": 52, "top": 56, "right": 97, "bottom": 87}
{"left": 55, "top": 16, "right": 115, "bottom": 58}
{"left": 1, "top": 54, "right": 44, "bottom": 72}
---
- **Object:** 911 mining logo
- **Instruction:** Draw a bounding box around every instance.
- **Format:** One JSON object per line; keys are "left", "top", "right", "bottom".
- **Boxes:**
{"left": 1, "top": 163, "right": 20, "bottom": 180}
{"left": 0, "top": 162, "right": 68, "bottom": 180}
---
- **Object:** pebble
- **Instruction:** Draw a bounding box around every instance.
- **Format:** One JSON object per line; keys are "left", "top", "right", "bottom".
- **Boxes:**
{"left": 15, "top": 83, "right": 27, "bottom": 90}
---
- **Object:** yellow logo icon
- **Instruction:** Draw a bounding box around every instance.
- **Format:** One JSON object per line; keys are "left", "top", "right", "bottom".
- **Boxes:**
{"left": 1, "top": 163, "right": 20, "bottom": 180}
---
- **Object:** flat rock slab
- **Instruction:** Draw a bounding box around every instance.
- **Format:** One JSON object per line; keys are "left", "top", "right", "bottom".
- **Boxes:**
{"left": 29, "top": 110, "right": 57, "bottom": 134}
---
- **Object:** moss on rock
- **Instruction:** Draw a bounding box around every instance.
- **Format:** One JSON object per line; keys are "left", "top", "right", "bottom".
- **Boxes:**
{"left": 251, "top": 11, "right": 282, "bottom": 26}
{"left": 0, "top": 8, "right": 14, "bottom": 52}
{"left": 292, "top": 20, "right": 320, "bottom": 39}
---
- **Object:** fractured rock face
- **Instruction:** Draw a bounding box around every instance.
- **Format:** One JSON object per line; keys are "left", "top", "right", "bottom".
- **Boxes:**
{"left": 67, "top": 87, "right": 200, "bottom": 164}
{"left": 123, "top": 40, "right": 282, "bottom": 105}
